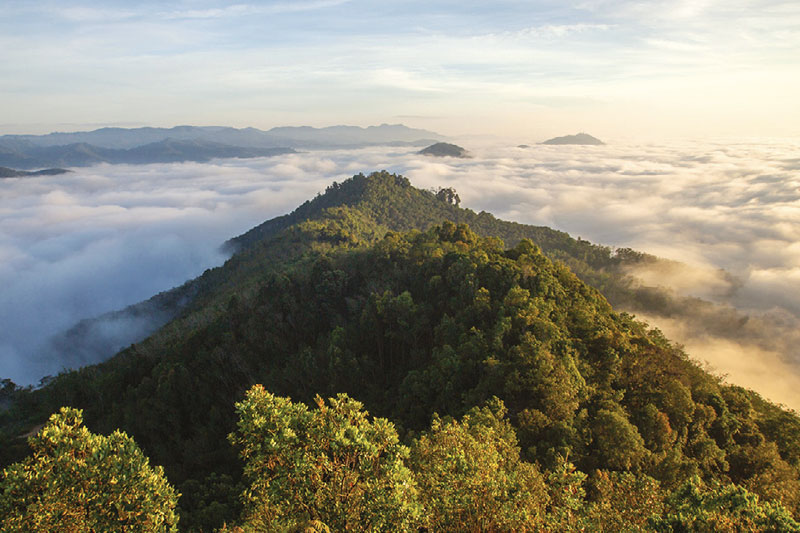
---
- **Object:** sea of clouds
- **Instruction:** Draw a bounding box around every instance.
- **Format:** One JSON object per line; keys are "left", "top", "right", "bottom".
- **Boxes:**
{"left": 2, "top": 139, "right": 799, "bottom": 408}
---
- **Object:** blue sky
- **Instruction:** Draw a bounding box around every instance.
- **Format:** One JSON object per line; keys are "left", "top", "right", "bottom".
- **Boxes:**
{"left": 1, "top": 0, "right": 798, "bottom": 138}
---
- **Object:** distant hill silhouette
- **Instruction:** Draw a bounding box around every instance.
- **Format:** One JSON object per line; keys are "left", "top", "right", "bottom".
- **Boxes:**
{"left": 0, "top": 139, "right": 294, "bottom": 169}
{"left": 0, "top": 166, "right": 70, "bottom": 178}
{"left": 418, "top": 142, "right": 469, "bottom": 158}
{"left": 542, "top": 133, "right": 604, "bottom": 145}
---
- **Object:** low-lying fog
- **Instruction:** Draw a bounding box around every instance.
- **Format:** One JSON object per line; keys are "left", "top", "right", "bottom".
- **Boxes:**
{"left": 2, "top": 138, "right": 799, "bottom": 409}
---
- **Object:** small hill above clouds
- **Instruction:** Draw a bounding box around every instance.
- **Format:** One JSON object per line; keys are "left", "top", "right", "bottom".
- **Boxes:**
{"left": 418, "top": 142, "right": 470, "bottom": 158}
{"left": 542, "top": 132, "right": 605, "bottom": 145}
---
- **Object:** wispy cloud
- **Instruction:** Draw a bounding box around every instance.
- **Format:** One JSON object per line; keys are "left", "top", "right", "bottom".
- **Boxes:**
{"left": 1, "top": 1, "right": 798, "bottom": 137}
{"left": 52, "top": 5, "right": 139, "bottom": 22}
{"left": 505, "top": 23, "right": 614, "bottom": 40}
{"left": 160, "top": 0, "right": 353, "bottom": 20}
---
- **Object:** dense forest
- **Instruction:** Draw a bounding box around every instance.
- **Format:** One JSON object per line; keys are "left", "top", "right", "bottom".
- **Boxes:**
{"left": 2, "top": 172, "right": 800, "bottom": 531}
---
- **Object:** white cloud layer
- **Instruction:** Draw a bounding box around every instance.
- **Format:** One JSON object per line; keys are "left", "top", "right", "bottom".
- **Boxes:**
{"left": 2, "top": 139, "right": 800, "bottom": 408}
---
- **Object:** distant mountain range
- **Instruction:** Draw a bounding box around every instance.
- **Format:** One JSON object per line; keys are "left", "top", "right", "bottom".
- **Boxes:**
{"left": 0, "top": 140, "right": 295, "bottom": 169}
{"left": 0, "top": 124, "right": 444, "bottom": 169}
{"left": 541, "top": 133, "right": 604, "bottom": 145}
{"left": 0, "top": 124, "right": 442, "bottom": 169}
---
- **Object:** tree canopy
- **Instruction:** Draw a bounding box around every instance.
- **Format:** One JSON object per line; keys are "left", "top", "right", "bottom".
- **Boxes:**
{"left": 410, "top": 398, "right": 548, "bottom": 531}
{"left": 229, "top": 386, "right": 419, "bottom": 531}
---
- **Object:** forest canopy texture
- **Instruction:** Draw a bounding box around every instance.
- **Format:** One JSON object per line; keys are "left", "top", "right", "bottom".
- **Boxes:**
{"left": 2, "top": 172, "right": 800, "bottom": 531}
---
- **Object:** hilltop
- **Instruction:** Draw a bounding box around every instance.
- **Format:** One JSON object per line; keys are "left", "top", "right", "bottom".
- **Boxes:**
{"left": 542, "top": 133, "right": 605, "bottom": 145}
{"left": 418, "top": 142, "right": 470, "bottom": 158}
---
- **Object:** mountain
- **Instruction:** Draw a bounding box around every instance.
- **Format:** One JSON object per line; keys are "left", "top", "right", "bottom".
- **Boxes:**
{"left": 262, "top": 124, "right": 443, "bottom": 148}
{"left": 42, "top": 170, "right": 631, "bottom": 374}
{"left": 2, "top": 171, "right": 799, "bottom": 531}
{"left": 0, "top": 124, "right": 443, "bottom": 169}
{"left": 542, "top": 133, "right": 605, "bottom": 145}
{"left": 117, "top": 139, "right": 294, "bottom": 164}
{"left": 30, "top": 168, "right": 795, "bottom": 399}
{"left": 0, "top": 139, "right": 294, "bottom": 169}
{"left": 0, "top": 167, "right": 70, "bottom": 177}
{"left": 5, "top": 123, "right": 443, "bottom": 149}
{"left": 418, "top": 142, "right": 470, "bottom": 158}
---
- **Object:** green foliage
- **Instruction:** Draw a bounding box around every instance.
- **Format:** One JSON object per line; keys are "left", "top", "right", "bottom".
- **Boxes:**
{"left": 545, "top": 458, "right": 589, "bottom": 530}
{"left": 229, "top": 385, "right": 420, "bottom": 531}
{"left": 410, "top": 398, "right": 548, "bottom": 531}
{"left": 650, "top": 476, "right": 800, "bottom": 532}
{"left": 584, "top": 470, "right": 665, "bottom": 532}
{"left": 0, "top": 407, "right": 179, "bottom": 532}
{"left": 591, "top": 408, "right": 649, "bottom": 471}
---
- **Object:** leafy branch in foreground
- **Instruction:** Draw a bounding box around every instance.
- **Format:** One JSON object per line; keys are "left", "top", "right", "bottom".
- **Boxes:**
{"left": 0, "top": 407, "right": 179, "bottom": 532}
{"left": 228, "top": 385, "right": 420, "bottom": 532}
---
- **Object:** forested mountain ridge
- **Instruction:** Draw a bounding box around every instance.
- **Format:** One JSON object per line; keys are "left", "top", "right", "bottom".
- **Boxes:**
{"left": 2, "top": 171, "right": 800, "bottom": 531}
{"left": 46, "top": 170, "right": 638, "bottom": 374}
{"left": 225, "top": 171, "right": 622, "bottom": 267}
{"left": 43, "top": 169, "right": 720, "bottom": 374}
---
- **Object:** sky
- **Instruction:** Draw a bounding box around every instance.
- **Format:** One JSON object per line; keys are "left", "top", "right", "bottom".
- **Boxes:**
{"left": 1, "top": 0, "right": 799, "bottom": 139}
{"left": 2, "top": 140, "right": 800, "bottom": 410}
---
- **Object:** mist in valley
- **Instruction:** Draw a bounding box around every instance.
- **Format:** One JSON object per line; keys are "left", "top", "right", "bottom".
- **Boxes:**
{"left": 2, "top": 138, "right": 799, "bottom": 409}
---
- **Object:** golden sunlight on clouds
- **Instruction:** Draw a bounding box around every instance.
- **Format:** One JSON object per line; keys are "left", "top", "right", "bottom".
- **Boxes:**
{"left": 640, "top": 314, "right": 800, "bottom": 411}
